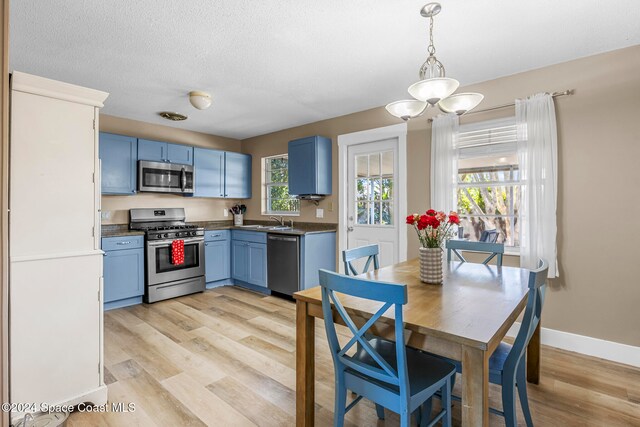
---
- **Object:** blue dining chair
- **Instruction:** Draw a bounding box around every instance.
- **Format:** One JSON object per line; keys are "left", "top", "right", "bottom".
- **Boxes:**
{"left": 432, "top": 259, "right": 549, "bottom": 427}
{"left": 342, "top": 244, "right": 379, "bottom": 276}
{"left": 446, "top": 239, "right": 504, "bottom": 267}
{"left": 479, "top": 229, "right": 499, "bottom": 243}
{"left": 319, "top": 269, "right": 456, "bottom": 427}
{"left": 342, "top": 244, "right": 384, "bottom": 416}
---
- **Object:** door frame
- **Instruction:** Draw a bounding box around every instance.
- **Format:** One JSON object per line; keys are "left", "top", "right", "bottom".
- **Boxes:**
{"left": 337, "top": 123, "right": 407, "bottom": 271}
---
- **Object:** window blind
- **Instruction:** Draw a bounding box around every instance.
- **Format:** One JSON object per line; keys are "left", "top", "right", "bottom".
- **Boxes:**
{"left": 457, "top": 117, "right": 518, "bottom": 159}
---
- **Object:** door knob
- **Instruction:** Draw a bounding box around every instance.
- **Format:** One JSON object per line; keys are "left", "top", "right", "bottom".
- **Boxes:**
{"left": 347, "top": 226, "right": 354, "bottom": 232}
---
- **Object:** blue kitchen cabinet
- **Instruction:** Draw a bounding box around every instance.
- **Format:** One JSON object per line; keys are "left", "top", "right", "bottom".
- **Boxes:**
{"left": 137, "top": 139, "right": 166, "bottom": 162}
{"left": 204, "top": 230, "right": 231, "bottom": 285}
{"left": 231, "top": 240, "right": 249, "bottom": 282}
{"left": 247, "top": 243, "right": 267, "bottom": 287}
{"left": 194, "top": 148, "right": 225, "bottom": 197}
{"left": 288, "top": 135, "right": 332, "bottom": 197}
{"left": 231, "top": 230, "right": 267, "bottom": 289}
{"left": 99, "top": 132, "right": 137, "bottom": 195}
{"left": 102, "top": 236, "right": 145, "bottom": 310}
{"left": 138, "top": 139, "right": 193, "bottom": 165}
{"left": 167, "top": 143, "right": 193, "bottom": 164}
{"left": 300, "top": 232, "right": 337, "bottom": 290}
{"left": 225, "top": 152, "right": 252, "bottom": 199}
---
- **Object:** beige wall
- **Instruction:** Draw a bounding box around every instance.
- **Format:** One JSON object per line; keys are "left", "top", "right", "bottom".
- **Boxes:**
{"left": 99, "top": 115, "right": 243, "bottom": 224}
{"left": 241, "top": 45, "right": 640, "bottom": 347}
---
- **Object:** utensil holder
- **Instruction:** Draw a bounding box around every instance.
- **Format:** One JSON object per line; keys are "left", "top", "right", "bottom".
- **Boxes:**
{"left": 234, "top": 214, "right": 243, "bottom": 226}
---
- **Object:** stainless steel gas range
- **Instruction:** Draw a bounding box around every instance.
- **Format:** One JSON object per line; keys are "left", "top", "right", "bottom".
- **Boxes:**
{"left": 129, "top": 208, "right": 205, "bottom": 303}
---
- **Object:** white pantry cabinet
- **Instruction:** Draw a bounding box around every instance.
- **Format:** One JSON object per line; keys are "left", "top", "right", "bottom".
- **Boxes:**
{"left": 9, "top": 72, "right": 109, "bottom": 416}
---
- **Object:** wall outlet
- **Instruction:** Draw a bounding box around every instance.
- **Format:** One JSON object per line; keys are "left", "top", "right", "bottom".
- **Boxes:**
{"left": 223, "top": 209, "right": 229, "bottom": 217}
{"left": 100, "top": 210, "right": 111, "bottom": 220}
{"left": 328, "top": 202, "right": 334, "bottom": 212}
{"left": 316, "top": 208, "right": 324, "bottom": 219}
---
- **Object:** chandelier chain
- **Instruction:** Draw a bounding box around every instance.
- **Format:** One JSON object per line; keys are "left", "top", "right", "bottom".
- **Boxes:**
{"left": 427, "top": 16, "right": 435, "bottom": 56}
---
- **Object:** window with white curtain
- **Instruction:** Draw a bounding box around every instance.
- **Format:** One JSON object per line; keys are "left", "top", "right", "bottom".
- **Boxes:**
{"left": 263, "top": 154, "right": 300, "bottom": 215}
{"left": 456, "top": 117, "right": 521, "bottom": 249}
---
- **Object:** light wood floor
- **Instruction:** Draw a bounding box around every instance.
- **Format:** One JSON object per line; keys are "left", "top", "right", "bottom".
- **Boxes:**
{"left": 67, "top": 286, "right": 640, "bottom": 426}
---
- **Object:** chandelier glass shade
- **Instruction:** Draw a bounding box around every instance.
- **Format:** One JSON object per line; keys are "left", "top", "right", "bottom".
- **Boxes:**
{"left": 386, "top": 3, "right": 483, "bottom": 121}
{"left": 438, "top": 92, "right": 484, "bottom": 115}
{"left": 385, "top": 100, "right": 429, "bottom": 121}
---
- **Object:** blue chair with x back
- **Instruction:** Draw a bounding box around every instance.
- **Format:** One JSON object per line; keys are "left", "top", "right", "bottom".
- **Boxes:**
{"left": 342, "top": 244, "right": 380, "bottom": 276}
{"left": 446, "top": 239, "right": 504, "bottom": 267}
{"left": 431, "top": 259, "right": 548, "bottom": 426}
{"left": 319, "top": 269, "right": 456, "bottom": 427}
{"left": 479, "top": 229, "right": 499, "bottom": 243}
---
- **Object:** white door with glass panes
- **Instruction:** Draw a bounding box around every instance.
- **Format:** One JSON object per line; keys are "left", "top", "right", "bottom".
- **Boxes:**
{"left": 347, "top": 139, "right": 399, "bottom": 270}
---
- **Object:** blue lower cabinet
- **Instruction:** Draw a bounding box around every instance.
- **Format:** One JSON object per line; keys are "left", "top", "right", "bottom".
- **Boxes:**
{"left": 205, "top": 239, "right": 231, "bottom": 284}
{"left": 102, "top": 236, "right": 145, "bottom": 310}
{"left": 247, "top": 242, "right": 267, "bottom": 288}
{"left": 231, "top": 240, "right": 249, "bottom": 282}
{"left": 231, "top": 231, "right": 267, "bottom": 289}
{"left": 300, "top": 232, "right": 336, "bottom": 290}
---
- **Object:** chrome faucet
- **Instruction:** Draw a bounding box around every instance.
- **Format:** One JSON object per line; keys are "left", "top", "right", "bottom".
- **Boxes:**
{"left": 269, "top": 216, "right": 285, "bottom": 226}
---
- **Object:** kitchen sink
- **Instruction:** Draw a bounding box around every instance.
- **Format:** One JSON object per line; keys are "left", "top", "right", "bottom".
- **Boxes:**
{"left": 237, "top": 224, "right": 269, "bottom": 229}
{"left": 269, "top": 226, "right": 292, "bottom": 230}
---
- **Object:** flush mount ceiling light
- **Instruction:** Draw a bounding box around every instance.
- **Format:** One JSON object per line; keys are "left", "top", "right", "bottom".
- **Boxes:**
{"left": 158, "top": 111, "right": 188, "bottom": 121}
{"left": 189, "top": 91, "right": 212, "bottom": 110}
{"left": 385, "top": 3, "right": 483, "bottom": 121}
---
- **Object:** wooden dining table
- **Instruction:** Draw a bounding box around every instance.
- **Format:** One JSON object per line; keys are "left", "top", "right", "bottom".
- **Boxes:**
{"left": 293, "top": 258, "right": 541, "bottom": 427}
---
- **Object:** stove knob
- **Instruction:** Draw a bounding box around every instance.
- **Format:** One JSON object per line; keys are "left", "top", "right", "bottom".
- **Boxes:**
{"left": 164, "top": 233, "right": 169, "bottom": 238}
{"left": 190, "top": 231, "right": 196, "bottom": 236}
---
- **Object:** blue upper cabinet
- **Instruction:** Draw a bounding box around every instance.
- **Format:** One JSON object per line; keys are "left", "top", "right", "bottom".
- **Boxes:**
{"left": 193, "top": 148, "right": 225, "bottom": 197}
{"left": 288, "top": 135, "right": 332, "bottom": 196}
{"left": 137, "top": 139, "right": 166, "bottom": 162}
{"left": 99, "top": 132, "right": 137, "bottom": 195}
{"left": 138, "top": 139, "right": 193, "bottom": 165}
{"left": 167, "top": 143, "right": 193, "bottom": 164}
{"left": 225, "top": 152, "right": 252, "bottom": 199}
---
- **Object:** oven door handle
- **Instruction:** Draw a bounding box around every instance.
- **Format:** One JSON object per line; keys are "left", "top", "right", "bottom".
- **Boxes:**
{"left": 147, "top": 237, "right": 204, "bottom": 247}
{"left": 180, "top": 167, "right": 186, "bottom": 192}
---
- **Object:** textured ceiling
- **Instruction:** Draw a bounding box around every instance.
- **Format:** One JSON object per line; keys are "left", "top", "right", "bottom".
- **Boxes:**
{"left": 10, "top": 0, "right": 640, "bottom": 139}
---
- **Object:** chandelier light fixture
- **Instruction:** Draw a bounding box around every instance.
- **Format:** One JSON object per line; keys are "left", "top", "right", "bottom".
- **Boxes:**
{"left": 386, "top": 3, "right": 483, "bottom": 121}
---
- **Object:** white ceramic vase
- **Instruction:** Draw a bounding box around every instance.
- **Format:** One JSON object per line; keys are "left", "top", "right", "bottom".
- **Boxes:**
{"left": 419, "top": 247, "right": 443, "bottom": 284}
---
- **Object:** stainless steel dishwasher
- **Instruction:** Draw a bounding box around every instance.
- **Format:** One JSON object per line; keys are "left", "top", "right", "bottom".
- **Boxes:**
{"left": 267, "top": 234, "right": 300, "bottom": 296}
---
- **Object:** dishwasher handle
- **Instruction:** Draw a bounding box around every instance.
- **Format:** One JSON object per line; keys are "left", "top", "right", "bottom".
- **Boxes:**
{"left": 268, "top": 235, "right": 298, "bottom": 242}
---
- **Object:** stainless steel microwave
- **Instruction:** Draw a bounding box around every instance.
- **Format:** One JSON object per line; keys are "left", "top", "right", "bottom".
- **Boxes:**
{"left": 138, "top": 160, "right": 194, "bottom": 194}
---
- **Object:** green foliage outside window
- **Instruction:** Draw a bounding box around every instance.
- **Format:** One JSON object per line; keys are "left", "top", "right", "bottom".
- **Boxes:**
{"left": 265, "top": 155, "right": 299, "bottom": 214}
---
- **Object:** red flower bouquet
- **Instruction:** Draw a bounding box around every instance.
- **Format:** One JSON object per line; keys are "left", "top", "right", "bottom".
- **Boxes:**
{"left": 407, "top": 209, "right": 459, "bottom": 248}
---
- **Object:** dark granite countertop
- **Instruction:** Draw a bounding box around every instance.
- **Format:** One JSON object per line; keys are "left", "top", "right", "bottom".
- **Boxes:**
{"left": 101, "top": 224, "right": 145, "bottom": 238}
{"left": 194, "top": 219, "right": 337, "bottom": 236}
{"left": 102, "top": 220, "right": 337, "bottom": 238}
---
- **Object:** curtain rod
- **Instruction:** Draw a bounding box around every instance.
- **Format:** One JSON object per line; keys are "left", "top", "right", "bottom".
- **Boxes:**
{"left": 427, "top": 89, "right": 575, "bottom": 123}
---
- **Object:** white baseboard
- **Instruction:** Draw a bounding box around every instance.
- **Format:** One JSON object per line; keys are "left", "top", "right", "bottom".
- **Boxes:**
{"left": 507, "top": 323, "right": 640, "bottom": 368}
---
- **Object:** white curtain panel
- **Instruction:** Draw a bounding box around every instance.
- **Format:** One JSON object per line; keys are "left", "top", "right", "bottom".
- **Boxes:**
{"left": 430, "top": 113, "right": 459, "bottom": 213}
{"left": 516, "top": 93, "right": 559, "bottom": 278}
